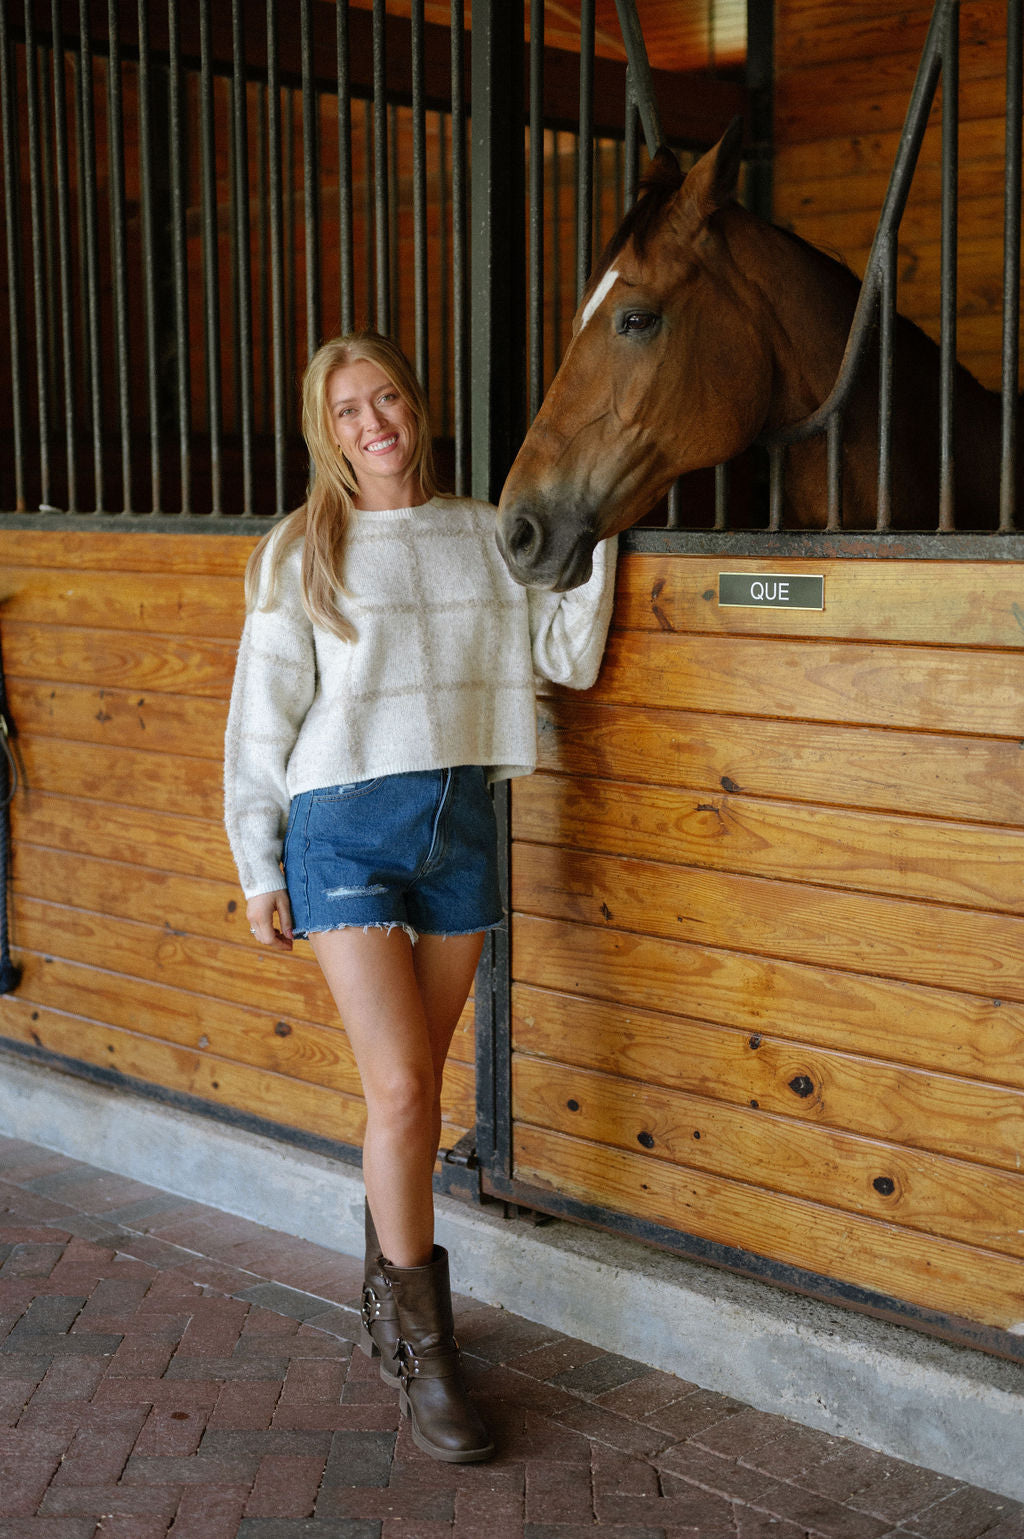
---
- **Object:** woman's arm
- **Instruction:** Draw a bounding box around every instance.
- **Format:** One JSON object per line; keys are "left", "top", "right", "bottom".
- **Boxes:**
{"left": 527, "top": 533, "right": 618, "bottom": 689}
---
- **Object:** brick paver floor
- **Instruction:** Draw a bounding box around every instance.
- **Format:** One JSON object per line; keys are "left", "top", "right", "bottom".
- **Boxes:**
{"left": 1, "top": 1134, "right": 1021, "bottom": 1539}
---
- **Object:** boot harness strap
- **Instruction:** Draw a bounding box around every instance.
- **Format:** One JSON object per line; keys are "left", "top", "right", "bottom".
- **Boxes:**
{"left": 396, "top": 1338, "right": 461, "bottom": 1385}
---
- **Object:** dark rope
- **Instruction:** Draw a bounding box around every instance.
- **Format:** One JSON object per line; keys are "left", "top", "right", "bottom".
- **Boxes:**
{"left": 0, "top": 623, "right": 20, "bottom": 995}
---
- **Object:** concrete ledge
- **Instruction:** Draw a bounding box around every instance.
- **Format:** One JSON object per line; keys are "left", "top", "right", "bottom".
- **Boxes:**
{"left": 1, "top": 1054, "right": 1022, "bottom": 1499}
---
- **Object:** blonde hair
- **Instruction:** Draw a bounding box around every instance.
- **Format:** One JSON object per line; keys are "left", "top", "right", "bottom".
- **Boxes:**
{"left": 244, "top": 330, "right": 439, "bottom": 643}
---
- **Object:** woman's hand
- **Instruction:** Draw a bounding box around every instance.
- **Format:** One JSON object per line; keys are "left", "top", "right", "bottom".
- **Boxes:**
{"left": 247, "top": 889, "right": 295, "bottom": 952}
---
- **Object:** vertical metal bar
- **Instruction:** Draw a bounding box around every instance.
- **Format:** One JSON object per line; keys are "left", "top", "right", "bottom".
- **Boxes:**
{"left": 0, "top": 0, "right": 26, "bottom": 508}
{"left": 38, "top": 35, "right": 58, "bottom": 462}
{"left": 233, "top": 0, "right": 254, "bottom": 510}
{"left": 301, "top": 0, "right": 320, "bottom": 358}
{"left": 363, "top": 97, "right": 375, "bottom": 325}
{"left": 613, "top": 0, "right": 663, "bottom": 156}
{"left": 372, "top": 0, "right": 390, "bottom": 334}
{"left": 284, "top": 88, "right": 295, "bottom": 426}
{"left": 50, "top": 0, "right": 76, "bottom": 511}
{"left": 528, "top": 0, "right": 544, "bottom": 419}
{"left": 167, "top": 0, "right": 190, "bottom": 511}
{"left": 389, "top": 102, "right": 400, "bottom": 339}
{"left": 438, "top": 109, "right": 450, "bottom": 432}
{"left": 470, "top": 0, "right": 525, "bottom": 1185}
{"left": 24, "top": 0, "right": 51, "bottom": 507}
{"left": 337, "top": 0, "right": 354, "bottom": 335}
{"left": 826, "top": 412, "right": 843, "bottom": 530}
{"left": 624, "top": 70, "right": 639, "bottom": 208}
{"left": 551, "top": 130, "right": 563, "bottom": 366}
{"left": 577, "top": 0, "right": 594, "bottom": 298}
{"left": 411, "top": 0, "right": 428, "bottom": 381}
{"left": 714, "top": 461, "right": 729, "bottom": 530}
{"left": 450, "top": 0, "right": 467, "bottom": 493}
{"left": 1001, "top": 0, "right": 1021, "bottom": 532}
{"left": 267, "top": 0, "right": 286, "bottom": 510}
{"left": 768, "top": 445, "right": 784, "bottom": 531}
{"left": 938, "top": 0, "right": 959, "bottom": 533}
{"left": 107, "top": 0, "right": 132, "bottom": 511}
{"left": 256, "top": 85, "right": 269, "bottom": 433}
{"left": 666, "top": 481, "right": 680, "bottom": 528}
{"left": 876, "top": 240, "right": 895, "bottom": 531}
{"left": 199, "top": 0, "right": 222, "bottom": 512}
{"left": 137, "top": 0, "right": 160, "bottom": 511}
{"left": 78, "top": 0, "right": 103, "bottom": 509}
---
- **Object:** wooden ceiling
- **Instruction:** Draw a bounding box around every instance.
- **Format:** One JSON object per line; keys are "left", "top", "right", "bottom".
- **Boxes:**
{"left": 342, "top": 2, "right": 747, "bottom": 73}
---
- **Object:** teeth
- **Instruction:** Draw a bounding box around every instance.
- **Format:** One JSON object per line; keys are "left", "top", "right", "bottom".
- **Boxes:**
{"left": 366, "top": 435, "right": 398, "bottom": 454}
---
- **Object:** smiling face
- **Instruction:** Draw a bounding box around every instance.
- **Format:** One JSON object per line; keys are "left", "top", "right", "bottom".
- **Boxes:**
{"left": 327, "top": 358, "right": 423, "bottom": 509}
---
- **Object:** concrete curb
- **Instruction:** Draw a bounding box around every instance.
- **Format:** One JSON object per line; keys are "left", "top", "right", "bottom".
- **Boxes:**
{"left": 1, "top": 1054, "right": 1021, "bottom": 1499}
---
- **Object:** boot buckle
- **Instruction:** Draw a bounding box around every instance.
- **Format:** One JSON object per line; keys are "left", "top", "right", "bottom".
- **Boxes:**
{"left": 360, "top": 1284, "right": 382, "bottom": 1329}
{"left": 396, "top": 1338, "right": 419, "bottom": 1388}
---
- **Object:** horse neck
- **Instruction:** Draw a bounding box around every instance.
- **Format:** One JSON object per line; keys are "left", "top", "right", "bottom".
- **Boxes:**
{"left": 722, "top": 209, "right": 861, "bottom": 433}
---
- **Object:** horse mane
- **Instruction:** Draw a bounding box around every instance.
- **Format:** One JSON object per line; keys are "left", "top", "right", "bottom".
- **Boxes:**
{"left": 585, "top": 147, "right": 685, "bottom": 295}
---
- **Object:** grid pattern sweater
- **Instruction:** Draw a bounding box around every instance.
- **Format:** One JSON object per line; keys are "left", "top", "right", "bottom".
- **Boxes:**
{"left": 224, "top": 496, "right": 617, "bottom": 899}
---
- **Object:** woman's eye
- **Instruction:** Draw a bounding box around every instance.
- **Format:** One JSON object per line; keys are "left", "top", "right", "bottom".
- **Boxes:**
{"left": 620, "top": 311, "right": 659, "bottom": 335}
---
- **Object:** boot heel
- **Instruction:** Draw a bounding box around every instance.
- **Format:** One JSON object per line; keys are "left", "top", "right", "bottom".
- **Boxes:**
{"left": 357, "top": 1323, "right": 380, "bottom": 1360}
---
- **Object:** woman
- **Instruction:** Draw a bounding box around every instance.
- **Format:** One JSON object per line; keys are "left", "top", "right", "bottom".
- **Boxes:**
{"left": 224, "top": 330, "right": 616, "bottom": 1463}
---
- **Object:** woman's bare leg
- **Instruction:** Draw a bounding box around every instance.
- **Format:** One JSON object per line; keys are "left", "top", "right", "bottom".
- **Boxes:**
{"left": 310, "top": 927, "right": 484, "bottom": 1268}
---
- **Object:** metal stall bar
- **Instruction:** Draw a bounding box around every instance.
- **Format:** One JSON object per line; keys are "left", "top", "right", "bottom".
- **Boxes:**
{"left": 938, "top": 0, "right": 960, "bottom": 532}
{"left": 372, "top": 0, "right": 389, "bottom": 335}
{"left": 614, "top": 0, "right": 663, "bottom": 155}
{"left": 137, "top": 0, "right": 160, "bottom": 512}
{"left": 528, "top": 0, "right": 544, "bottom": 420}
{"left": 450, "top": 0, "right": 467, "bottom": 494}
{"left": 267, "top": 0, "right": 286, "bottom": 511}
{"left": 1001, "top": 0, "right": 1021, "bottom": 532}
{"left": 106, "top": 0, "right": 132, "bottom": 512}
{"left": 301, "top": 0, "right": 320, "bottom": 361}
{"left": 469, "top": 0, "right": 525, "bottom": 1179}
{"left": 77, "top": 0, "right": 103, "bottom": 510}
{"left": 437, "top": 108, "right": 450, "bottom": 432}
{"left": 198, "top": 0, "right": 222, "bottom": 512}
{"left": 1, "top": 1, "right": 26, "bottom": 509}
{"left": 337, "top": 0, "right": 354, "bottom": 336}
{"left": 50, "top": 0, "right": 76, "bottom": 511}
{"left": 23, "top": 0, "right": 50, "bottom": 508}
{"left": 411, "top": 0, "right": 428, "bottom": 382}
{"left": 167, "top": 0, "right": 190, "bottom": 512}
{"left": 576, "top": 0, "right": 594, "bottom": 300}
{"left": 233, "top": 0, "right": 254, "bottom": 510}
{"left": 256, "top": 85, "right": 269, "bottom": 433}
{"left": 389, "top": 101, "right": 400, "bottom": 338}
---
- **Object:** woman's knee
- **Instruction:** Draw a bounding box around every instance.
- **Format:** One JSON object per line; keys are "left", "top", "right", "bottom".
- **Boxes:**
{"left": 364, "top": 1065, "right": 438, "bottom": 1136}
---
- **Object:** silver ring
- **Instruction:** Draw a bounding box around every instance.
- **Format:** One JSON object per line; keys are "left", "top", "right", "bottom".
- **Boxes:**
{"left": 250, "top": 927, "right": 258, "bottom": 937}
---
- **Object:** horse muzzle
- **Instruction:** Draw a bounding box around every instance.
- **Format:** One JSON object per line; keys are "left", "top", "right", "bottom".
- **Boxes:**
{"left": 495, "top": 500, "right": 597, "bottom": 591}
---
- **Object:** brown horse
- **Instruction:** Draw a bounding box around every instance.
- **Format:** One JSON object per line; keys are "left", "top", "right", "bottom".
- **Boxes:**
{"left": 496, "top": 119, "right": 1008, "bottom": 590}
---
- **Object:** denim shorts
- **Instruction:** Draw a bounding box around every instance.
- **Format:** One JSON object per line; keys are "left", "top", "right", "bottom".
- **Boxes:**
{"left": 282, "top": 765, "right": 504, "bottom": 942}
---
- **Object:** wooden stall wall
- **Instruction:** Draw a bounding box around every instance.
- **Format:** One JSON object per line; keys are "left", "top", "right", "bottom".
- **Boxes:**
{"left": 0, "top": 529, "right": 475, "bottom": 1160}
{"left": 507, "top": 552, "right": 1024, "bottom": 1337}
{"left": 772, "top": 0, "right": 1011, "bottom": 391}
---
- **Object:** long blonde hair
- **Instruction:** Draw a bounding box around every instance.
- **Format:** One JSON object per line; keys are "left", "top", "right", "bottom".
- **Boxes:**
{"left": 244, "top": 330, "right": 439, "bottom": 642}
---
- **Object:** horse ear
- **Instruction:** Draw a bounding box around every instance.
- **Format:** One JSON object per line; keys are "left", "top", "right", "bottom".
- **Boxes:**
{"left": 682, "top": 116, "right": 745, "bottom": 220}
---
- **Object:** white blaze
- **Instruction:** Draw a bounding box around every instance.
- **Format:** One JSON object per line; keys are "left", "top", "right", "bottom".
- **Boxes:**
{"left": 580, "top": 266, "right": 619, "bottom": 330}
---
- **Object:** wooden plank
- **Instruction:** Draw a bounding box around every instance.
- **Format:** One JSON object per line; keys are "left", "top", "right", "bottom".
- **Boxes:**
{"left": 513, "top": 842, "right": 1024, "bottom": 1002}
{"left": 4, "top": 621, "right": 237, "bottom": 697}
{"left": 512, "top": 982, "right": 1024, "bottom": 1171}
{"left": 512, "top": 914, "right": 1024, "bottom": 1090}
{"left": 612, "top": 557, "right": 1024, "bottom": 649}
{"left": 4, "top": 950, "right": 475, "bottom": 1130}
{"left": 12, "top": 794, "right": 235, "bottom": 884}
{"left": 512, "top": 1123, "right": 1024, "bottom": 1330}
{"left": 534, "top": 699, "right": 1024, "bottom": 828}
{"left": 837, "top": 237, "right": 1011, "bottom": 322}
{"left": 775, "top": 153, "right": 1008, "bottom": 221}
{"left": 774, "top": 119, "right": 1007, "bottom": 198}
{"left": 0, "top": 566, "right": 245, "bottom": 639}
{"left": 11, "top": 680, "right": 228, "bottom": 760}
{"left": 776, "top": 66, "right": 1010, "bottom": 146}
{"left": 775, "top": 2, "right": 998, "bottom": 69}
{"left": 18, "top": 739, "right": 224, "bottom": 820}
{"left": 0, "top": 530, "right": 255, "bottom": 578}
{"left": 590, "top": 632, "right": 1024, "bottom": 737}
{"left": 512, "top": 773, "right": 1024, "bottom": 912}
{"left": 783, "top": 196, "right": 1007, "bottom": 276}
{"left": 10, "top": 896, "right": 475, "bottom": 1064}
{"left": 512, "top": 1056, "right": 1024, "bottom": 1258}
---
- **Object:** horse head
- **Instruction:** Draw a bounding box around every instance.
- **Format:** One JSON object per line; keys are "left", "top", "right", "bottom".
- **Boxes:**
{"left": 496, "top": 118, "right": 775, "bottom": 589}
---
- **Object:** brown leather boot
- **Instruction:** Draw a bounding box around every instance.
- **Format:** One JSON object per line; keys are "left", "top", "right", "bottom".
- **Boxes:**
{"left": 382, "top": 1245, "right": 494, "bottom": 1463}
{"left": 357, "top": 1201, "right": 401, "bottom": 1386}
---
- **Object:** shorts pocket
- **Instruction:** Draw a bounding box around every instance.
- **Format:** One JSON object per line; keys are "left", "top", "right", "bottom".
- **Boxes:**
{"left": 311, "top": 777, "right": 383, "bottom": 803}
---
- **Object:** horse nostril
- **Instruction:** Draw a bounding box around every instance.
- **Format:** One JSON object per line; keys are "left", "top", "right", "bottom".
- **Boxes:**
{"left": 507, "top": 514, "right": 541, "bottom": 562}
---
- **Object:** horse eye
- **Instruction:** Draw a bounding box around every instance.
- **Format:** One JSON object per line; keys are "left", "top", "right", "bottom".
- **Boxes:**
{"left": 619, "top": 310, "right": 660, "bottom": 336}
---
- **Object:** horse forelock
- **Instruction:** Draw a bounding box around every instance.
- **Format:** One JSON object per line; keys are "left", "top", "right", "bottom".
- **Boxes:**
{"left": 582, "top": 153, "right": 684, "bottom": 304}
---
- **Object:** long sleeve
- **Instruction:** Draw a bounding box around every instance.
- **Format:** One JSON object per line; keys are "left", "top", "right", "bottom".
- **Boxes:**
{"left": 223, "top": 542, "right": 317, "bottom": 899}
{"left": 527, "top": 533, "right": 618, "bottom": 689}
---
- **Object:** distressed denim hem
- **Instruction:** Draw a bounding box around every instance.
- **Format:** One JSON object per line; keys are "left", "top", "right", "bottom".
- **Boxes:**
{"left": 297, "top": 919, "right": 420, "bottom": 945}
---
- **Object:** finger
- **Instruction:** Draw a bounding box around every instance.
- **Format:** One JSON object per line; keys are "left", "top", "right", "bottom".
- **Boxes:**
{"left": 277, "top": 893, "right": 295, "bottom": 939}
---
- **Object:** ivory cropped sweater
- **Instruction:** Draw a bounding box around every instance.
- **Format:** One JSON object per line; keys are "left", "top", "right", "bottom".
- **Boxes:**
{"left": 224, "top": 496, "right": 617, "bottom": 899}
